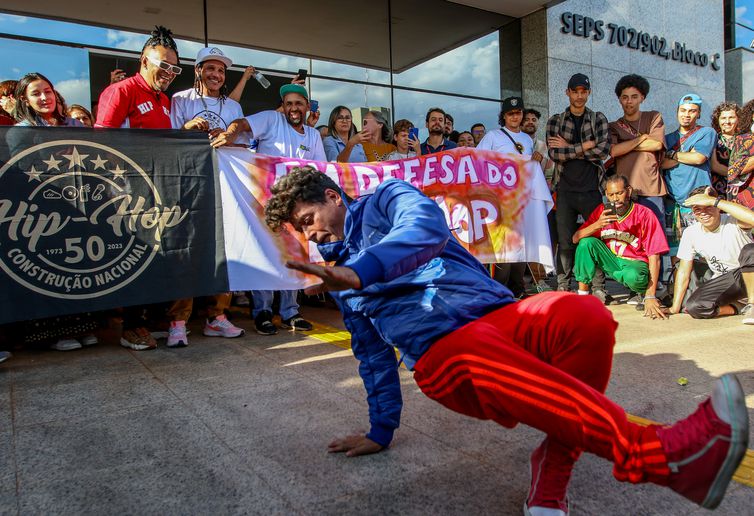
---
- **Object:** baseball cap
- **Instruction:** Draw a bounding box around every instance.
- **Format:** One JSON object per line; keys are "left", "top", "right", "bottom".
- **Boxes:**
{"left": 567, "top": 73, "right": 591, "bottom": 90}
{"left": 279, "top": 83, "right": 309, "bottom": 101}
{"left": 195, "top": 47, "right": 232, "bottom": 69}
{"left": 678, "top": 93, "right": 702, "bottom": 107}
{"left": 501, "top": 96, "right": 525, "bottom": 115}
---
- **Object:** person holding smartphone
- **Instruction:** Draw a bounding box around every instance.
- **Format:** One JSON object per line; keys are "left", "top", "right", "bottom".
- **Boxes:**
{"left": 572, "top": 175, "right": 669, "bottom": 318}
{"left": 386, "top": 119, "right": 421, "bottom": 160}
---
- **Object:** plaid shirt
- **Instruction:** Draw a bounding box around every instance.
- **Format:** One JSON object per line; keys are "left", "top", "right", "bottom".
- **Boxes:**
{"left": 545, "top": 107, "right": 611, "bottom": 188}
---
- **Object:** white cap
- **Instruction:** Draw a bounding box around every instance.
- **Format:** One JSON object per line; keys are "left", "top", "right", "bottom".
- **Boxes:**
{"left": 195, "top": 47, "right": 232, "bottom": 69}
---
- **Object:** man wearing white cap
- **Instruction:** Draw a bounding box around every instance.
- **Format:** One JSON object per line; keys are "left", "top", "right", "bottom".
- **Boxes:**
{"left": 170, "top": 47, "right": 244, "bottom": 134}
{"left": 165, "top": 47, "right": 246, "bottom": 348}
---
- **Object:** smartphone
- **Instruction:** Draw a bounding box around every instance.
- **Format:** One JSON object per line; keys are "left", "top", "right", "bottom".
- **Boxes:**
{"left": 408, "top": 127, "right": 419, "bottom": 141}
{"left": 309, "top": 100, "right": 319, "bottom": 112}
{"left": 297, "top": 68, "right": 308, "bottom": 80}
{"left": 603, "top": 201, "right": 617, "bottom": 215}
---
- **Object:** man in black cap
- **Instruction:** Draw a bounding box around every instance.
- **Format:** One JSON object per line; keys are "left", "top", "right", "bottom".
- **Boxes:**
{"left": 546, "top": 73, "right": 612, "bottom": 301}
{"left": 477, "top": 97, "right": 533, "bottom": 296}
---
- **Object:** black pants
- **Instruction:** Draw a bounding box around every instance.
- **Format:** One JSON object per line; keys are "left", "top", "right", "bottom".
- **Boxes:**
{"left": 687, "top": 243, "right": 754, "bottom": 318}
{"left": 555, "top": 189, "right": 605, "bottom": 289}
{"left": 493, "top": 263, "right": 527, "bottom": 298}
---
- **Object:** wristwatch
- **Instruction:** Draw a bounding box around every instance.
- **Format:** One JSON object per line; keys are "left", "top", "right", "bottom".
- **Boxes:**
{"left": 665, "top": 149, "right": 677, "bottom": 160}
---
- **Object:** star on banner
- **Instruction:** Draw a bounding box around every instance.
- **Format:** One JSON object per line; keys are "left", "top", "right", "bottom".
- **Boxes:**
{"left": 43, "top": 154, "right": 62, "bottom": 171}
{"left": 62, "top": 147, "right": 89, "bottom": 170}
{"left": 25, "top": 165, "right": 42, "bottom": 182}
{"left": 110, "top": 165, "right": 126, "bottom": 180}
{"left": 90, "top": 155, "right": 108, "bottom": 170}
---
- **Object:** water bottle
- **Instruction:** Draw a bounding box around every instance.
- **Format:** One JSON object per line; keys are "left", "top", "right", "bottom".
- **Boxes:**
{"left": 253, "top": 71, "right": 271, "bottom": 89}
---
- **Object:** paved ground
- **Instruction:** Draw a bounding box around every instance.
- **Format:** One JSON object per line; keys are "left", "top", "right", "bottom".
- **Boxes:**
{"left": 1, "top": 296, "right": 753, "bottom": 515}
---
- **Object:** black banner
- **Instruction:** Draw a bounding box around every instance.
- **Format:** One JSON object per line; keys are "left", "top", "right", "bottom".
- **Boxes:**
{"left": 0, "top": 127, "right": 229, "bottom": 324}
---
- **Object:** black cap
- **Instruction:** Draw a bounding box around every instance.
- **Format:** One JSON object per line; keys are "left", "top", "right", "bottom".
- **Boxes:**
{"left": 567, "top": 73, "right": 591, "bottom": 90}
{"left": 501, "top": 96, "right": 524, "bottom": 115}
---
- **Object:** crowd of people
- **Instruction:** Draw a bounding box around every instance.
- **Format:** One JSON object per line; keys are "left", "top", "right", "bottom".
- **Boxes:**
{"left": 0, "top": 24, "right": 752, "bottom": 364}
{"left": 0, "top": 24, "right": 751, "bottom": 516}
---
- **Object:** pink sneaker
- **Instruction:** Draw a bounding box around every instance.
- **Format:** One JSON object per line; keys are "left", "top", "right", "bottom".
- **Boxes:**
{"left": 203, "top": 315, "right": 244, "bottom": 338}
{"left": 656, "top": 374, "right": 749, "bottom": 509}
{"left": 167, "top": 322, "right": 188, "bottom": 348}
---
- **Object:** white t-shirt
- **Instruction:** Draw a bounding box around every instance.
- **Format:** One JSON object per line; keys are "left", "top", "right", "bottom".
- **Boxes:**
{"left": 676, "top": 216, "right": 754, "bottom": 277}
{"left": 476, "top": 127, "right": 534, "bottom": 155}
{"left": 245, "top": 110, "right": 326, "bottom": 161}
{"left": 170, "top": 89, "right": 244, "bottom": 130}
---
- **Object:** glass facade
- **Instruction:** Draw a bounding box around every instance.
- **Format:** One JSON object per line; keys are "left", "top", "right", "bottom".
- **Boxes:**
{"left": 0, "top": 5, "right": 515, "bottom": 137}
{"left": 725, "top": 0, "right": 754, "bottom": 49}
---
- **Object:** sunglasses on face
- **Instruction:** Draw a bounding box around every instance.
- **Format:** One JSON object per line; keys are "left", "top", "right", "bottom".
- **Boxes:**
{"left": 146, "top": 55, "right": 182, "bottom": 75}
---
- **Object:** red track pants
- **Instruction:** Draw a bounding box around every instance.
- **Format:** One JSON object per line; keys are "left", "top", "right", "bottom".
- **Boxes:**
{"left": 413, "top": 292, "right": 670, "bottom": 508}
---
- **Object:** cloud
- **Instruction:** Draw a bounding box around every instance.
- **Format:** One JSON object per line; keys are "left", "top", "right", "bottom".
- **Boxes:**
{"left": 55, "top": 78, "right": 91, "bottom": 109}
{"left": 105, "top": 29, "right": 147, "bottom": 52}
{"left": 12, "top": 67, "right": 21, "bottom": 75}
{"left": 0, "top": 14, "right": 28, "bottom": 23}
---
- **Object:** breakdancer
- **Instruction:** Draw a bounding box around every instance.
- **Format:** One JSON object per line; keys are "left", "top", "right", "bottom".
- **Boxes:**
{"left": 265, "top": 167, "right": 748, "bottom": 515}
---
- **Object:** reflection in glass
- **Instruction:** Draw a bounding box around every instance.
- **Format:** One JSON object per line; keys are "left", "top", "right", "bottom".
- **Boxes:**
{"left": 0, "top": 37, "right": 91, "bottom": 108}
{"left": 391, "top": 31, "right": 502, "bottom": 99}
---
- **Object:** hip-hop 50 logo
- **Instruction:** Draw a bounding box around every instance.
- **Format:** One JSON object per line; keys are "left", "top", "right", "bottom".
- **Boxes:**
{"left": 0, "top": 140, "right": 187, "bottom": 299}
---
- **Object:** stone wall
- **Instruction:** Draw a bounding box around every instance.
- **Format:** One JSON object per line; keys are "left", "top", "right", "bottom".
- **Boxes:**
{"left": 521, "top": 0, "right": 725, "bottom": 135}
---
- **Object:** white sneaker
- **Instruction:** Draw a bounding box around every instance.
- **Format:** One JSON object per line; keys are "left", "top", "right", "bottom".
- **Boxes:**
{"left": 203, "top": 315, "right": 245, "bottom": 338}
{"left": 523, "top": 503, "right": 566, "bottom": 516}
{"left": 167, "top": 324, "right": 188, "bottom": 348}
{"left": 535, "top": 280, "right": 553, "bottom": 293}
{"left": 51, "top": 338, "right": 82, "bottom": 351}
{"left": 740, "top": 303, "right": 754, "bottom": 325}
{"left": 80, "top": 334, "right": 98, "bottom": 346}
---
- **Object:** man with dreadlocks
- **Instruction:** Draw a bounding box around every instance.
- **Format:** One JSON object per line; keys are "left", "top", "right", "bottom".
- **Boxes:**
{"left": 95, "top": 25, "right": 180, "bottom": 129}
{"left": 95, "top": 26, "right": 181, "bottom": 351}
{"left": 170, "top": 47, "right": 244, "bottom": 136}
{"left": 165, "top": 47, "right": 246, "bottom": 347}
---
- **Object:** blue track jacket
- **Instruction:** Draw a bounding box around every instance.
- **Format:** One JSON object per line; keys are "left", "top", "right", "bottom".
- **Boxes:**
{"left": 317, "top": 180, "right": 514, "bottom": 447}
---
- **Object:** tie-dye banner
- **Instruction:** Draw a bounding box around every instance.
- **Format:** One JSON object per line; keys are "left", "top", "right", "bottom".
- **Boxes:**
{"left": 218, "top": 147, "right": 554, "bottom": 291}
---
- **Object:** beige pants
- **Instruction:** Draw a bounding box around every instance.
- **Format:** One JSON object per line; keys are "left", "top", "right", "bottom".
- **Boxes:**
{"left": 167, "top": 293, "right": 232, "bottom": 322}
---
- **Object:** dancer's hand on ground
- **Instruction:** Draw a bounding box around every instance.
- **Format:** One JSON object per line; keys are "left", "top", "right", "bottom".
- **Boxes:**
{"left": 328, "top": 434, "right": 383, "bottom": 457}
{"left": 643, "top": 298, "right": 667, "bottom": 320}
{"left": 285, "top": 261, "right": 361, "bottom": 294}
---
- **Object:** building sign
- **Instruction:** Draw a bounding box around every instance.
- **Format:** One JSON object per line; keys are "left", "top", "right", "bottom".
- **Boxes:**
{"left": 560, "top": 12, "right": 721, "bottom": 71}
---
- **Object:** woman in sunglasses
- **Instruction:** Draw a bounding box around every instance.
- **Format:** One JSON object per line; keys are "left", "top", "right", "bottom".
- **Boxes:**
{"left": 95, "top": 25, "right": 180, "bottom": 129}
{"left": 13, "top": 73, "right": 83, "bottom": 127}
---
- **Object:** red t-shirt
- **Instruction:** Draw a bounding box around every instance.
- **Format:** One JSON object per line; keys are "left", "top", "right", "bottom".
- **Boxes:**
{"left": 95, "top": 74, "right": 171, "bottom": 129}
{"left": 580, "top": 202, "right": 668, "bottom": 263}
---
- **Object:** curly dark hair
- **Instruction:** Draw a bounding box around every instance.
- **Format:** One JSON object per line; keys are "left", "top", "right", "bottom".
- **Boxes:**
{"left": 524, "top": 108, "right": 541, "bottom": 119}
{"left": 740, "top": 99, "right": 754, "bottom": 134}
{"left": 265, "top": 167, "right": 347, "bottom": 231}
{"left": 614, "top": 74, "right": 650, "bottom": 98}
{"left": 142, "top": 25, "right": 179, "bottom": 58}
{"left": 710, "top": 101, "right": 742, "bottom": 135}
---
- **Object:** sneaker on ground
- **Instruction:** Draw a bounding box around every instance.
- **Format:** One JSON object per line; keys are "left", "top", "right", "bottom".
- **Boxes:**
{"left": 233, "top": 291, "right": 250, "bottom": 307}
{"left": 51, "top": 338, "right": 82, "bottom": 351}
{"left": 167, "top": 323, "right": 188, "bottom": 348}
{"left": 254, "top": 310, "right": 278, "bottom": 336}
{"left": 535, "top": 280, "right": 553, "bottom": 293}
{"left": 0, "top": 351, "right": 10, "bottom": 363}
{"left": 281, "top": 314, "right": 313, "bottom": 331}
{"left": 203, "top": 314, "right": 245, "bottom": 338}
{"left": 626, "top": 293, "right": 642, "bottom": 305}
{"left": 740, "top": 303, "right": 754, "bottom": 325}
{"left": 656, "top": 374, "right": 749, "bottom": 509}
{"left": 591, "top": 288, "right": 610, "bottom": 305}
{"left": 80, "top": 334, "right": 98, "bottom": 346}
{"left": 120, "top": 327, "right": 157, "bottom": 351}
{"left": 523, "top": 504, "right": 566, "bottom": 516}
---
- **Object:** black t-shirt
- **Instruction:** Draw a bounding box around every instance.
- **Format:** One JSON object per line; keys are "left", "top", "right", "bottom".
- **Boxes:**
{"left": 560, "top": 114, "right": 600, "bottom": 192}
